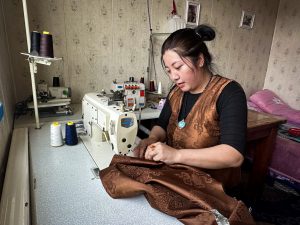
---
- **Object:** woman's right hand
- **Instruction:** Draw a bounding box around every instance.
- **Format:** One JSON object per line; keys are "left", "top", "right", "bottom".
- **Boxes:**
{"left": 133, "top": 137, "right": 157, "bottom": 158}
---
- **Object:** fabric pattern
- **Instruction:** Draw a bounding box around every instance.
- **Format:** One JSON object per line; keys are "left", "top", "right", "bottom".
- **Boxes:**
{"left": 166, "top": 75, "right": 240, "bottom": 189}
{"left": 167, "top": 75, "right": 231, "bottom": 149}
{"left": 100, "top": 155, "right": 255, "bottom": 225}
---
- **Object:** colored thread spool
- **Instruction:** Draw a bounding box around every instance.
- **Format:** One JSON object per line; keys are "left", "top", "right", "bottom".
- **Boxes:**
{"left": 149, "top": 80, "right": 155, "bottom": 92}
{"left": 53, "top": 77, "right": 60, "bottom": 87}
{"left": 30, "top": 31, "right": 41, "bottom": 56}
{"left": 65, "top": 121, "right": 78, "bottom": 146}
{"left": 50, "top": 122, "right": 63, "bottom": 147}
{"left": 140, "top": 77, "right": 144, "bottom": 84}
{"left": 39, "top": 31, "right": 54, "bottom": 58}
{"left": 157, "top": 98, "right": 166, "bottom": 110}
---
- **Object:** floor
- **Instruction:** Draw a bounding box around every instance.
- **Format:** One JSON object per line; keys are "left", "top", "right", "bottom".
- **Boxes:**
{"left": 252, "top": 180, "right": 300, "bottom": 225}
{"left": 239, "top": 161, "right": 300, "bottom": 225}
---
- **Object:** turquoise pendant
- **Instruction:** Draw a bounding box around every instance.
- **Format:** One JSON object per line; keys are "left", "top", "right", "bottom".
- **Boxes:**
{"left": 178, "top": 119, "right": 186, "bottom": 129}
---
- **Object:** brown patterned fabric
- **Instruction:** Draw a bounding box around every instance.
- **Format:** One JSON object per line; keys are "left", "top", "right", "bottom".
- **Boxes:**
{"left": 167, "top": 75, "right": 231, "bottom": 150}
{"left": 100, "top": 155, "right": 255, "bottom": 225}
{"left": 166, "top": 75, "right": 241, "bottom": 188}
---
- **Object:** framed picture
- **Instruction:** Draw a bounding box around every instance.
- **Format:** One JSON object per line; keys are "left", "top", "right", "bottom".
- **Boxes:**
{"left": 239, "top": 10, "right": 255, "bottom": 29}
{"left": 185, "top": 1, "right": 200, "bottom": 27}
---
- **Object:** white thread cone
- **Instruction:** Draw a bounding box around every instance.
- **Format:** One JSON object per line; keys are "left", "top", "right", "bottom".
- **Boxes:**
{"left": 157, "top": 81, "right": 162, "bottom": 94}
{"left": 50, "top": 122, "right": 63, "bottom": 147}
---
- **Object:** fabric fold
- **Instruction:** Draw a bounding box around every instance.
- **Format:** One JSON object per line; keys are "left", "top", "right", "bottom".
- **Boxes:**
{"left": 99, "top": 155, "right": 255, "bottom": 225}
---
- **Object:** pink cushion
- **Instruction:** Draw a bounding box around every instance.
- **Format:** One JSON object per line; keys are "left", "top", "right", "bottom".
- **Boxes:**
{"left": 247, "top": 101, "right": 263, "bottom": 112}
{"left": 249, "top": 89, "right": 300, "bottom": 124}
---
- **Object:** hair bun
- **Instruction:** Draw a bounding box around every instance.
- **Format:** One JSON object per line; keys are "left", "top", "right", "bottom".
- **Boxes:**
{"left": 194, "top": 25, "right": 215, "bottom": 42}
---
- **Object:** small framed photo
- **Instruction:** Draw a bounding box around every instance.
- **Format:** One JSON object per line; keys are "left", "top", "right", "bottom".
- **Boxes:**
{"left": 185, "top": 1, "right": 200, "bottom": 27}
{"left": 239, "top": 10, "right": 255, "bottom": 29}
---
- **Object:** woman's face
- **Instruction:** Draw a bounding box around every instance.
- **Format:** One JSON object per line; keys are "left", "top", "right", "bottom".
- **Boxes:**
{"left": 163, "top": 50, "right": 203, "bottom": 93}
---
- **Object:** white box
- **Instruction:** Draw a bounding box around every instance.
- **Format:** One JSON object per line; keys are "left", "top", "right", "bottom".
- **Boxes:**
{"left": 49, "top": 87, "right": 70, "bottom": 99}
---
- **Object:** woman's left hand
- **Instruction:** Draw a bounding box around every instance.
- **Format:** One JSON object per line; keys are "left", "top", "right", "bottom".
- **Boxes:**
{"left": 144, "top": 142, "right": 179, "bottom": 164}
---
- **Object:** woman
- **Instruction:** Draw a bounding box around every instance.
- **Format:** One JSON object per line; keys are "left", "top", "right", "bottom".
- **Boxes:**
{"left": 134, "top": 25, "right": 247, "bottom": 188}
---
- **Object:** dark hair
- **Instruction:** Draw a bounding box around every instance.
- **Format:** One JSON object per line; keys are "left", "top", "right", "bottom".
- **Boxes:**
{"left": 161, "top": 24, "right": 215, "bottom": 72}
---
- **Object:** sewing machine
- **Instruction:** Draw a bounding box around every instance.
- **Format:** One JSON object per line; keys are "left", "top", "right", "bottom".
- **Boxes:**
{"left": 82, "top": 92, "right": 138, "bottom": 155}
{"left": 111, "top": 79, "right": 146, "bottom": 110}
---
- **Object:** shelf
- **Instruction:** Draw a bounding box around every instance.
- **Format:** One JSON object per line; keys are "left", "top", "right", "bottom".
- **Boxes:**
{"left": 27, "top": 98, "right": 71, "bottom": 109}
{"left": 21, "top": 53, "right": 62, "bottom": 65}
{"left": 146, "top": 91, "right": 164, "bottom": 95}
{"left": 150, "top": 33, "right": 171, "bottom": 37}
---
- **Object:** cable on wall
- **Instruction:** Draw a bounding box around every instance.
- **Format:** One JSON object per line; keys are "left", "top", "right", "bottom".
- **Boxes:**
{"left": 146, "top": 0, "right": 158, "bottom": 90}
{"left": 0, "top": 101, "right": 4, "bottom": 122}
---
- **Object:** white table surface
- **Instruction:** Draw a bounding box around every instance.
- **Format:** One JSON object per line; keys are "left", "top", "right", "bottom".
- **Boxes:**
{"left": 29, "top": 123, "right": 181, "bottom": 225}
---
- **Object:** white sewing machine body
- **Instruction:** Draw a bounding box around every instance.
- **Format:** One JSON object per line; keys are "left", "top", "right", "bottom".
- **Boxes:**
{"left": 82, "top": 92, "right": 138, "bottom": 155}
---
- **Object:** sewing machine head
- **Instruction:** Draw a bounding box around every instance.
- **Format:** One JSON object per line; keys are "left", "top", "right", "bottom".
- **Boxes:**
{"left": 111, "top": 79, "right": 145, "bottom": 110}
{"left": 82, "top": 93, "right": 138, "bottom": 155}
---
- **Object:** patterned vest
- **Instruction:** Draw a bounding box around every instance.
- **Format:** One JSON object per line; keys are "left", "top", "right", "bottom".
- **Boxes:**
{"left": 166, "top": 75, "right": 241, "bottom": 188}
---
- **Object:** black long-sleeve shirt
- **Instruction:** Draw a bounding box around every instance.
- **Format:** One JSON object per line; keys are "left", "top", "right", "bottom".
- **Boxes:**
{"left": 156, "top": 81, "right": 247, "bottom": 155}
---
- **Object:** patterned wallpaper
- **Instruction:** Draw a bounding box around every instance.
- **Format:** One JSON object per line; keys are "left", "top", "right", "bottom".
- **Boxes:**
{"left": 3, "top": 0, "right": 280, "bottom": 104}
{"left": 264, "top": 0, "right": 300, "bottom": 110}
{"left": 0, "top": 0, "right": 15, "bottom": 188}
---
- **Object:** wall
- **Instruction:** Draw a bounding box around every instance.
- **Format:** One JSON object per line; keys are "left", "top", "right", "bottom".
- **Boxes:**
{"left": 0, "top": 0, "right": 16, "bottom": 195}
{"left": 264, "top": 0, "right": 300, "bottom": 110}
{"left": 3, "top": 0, "right": 279, "bottom": 104}
{"left": 150, "top": 0, "right": 279, "bottom": 97}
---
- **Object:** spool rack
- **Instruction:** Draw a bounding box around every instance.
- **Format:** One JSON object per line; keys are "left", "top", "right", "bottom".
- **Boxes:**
{"left": 21, "top": 0, "right": 63, "bottom": 128}
{"left": 20, "top": 53, "right": 63, "bottom": 128}
{"left": 21, "top": 53, "right": 62, "bottom": 66}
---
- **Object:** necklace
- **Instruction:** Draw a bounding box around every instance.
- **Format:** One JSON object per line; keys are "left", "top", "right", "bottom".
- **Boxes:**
{"left": 177, "top": 94, "right": 188, "bottom": 129}
{"left": 177, "top": 75, "right": 213, "bottom": 129}
{"left": 178, "top": 94, "right": 188, "bottom": 129}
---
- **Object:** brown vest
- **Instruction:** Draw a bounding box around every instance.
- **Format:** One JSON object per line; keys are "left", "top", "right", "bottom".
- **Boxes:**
{"left": 166, "top": 75, "right": 241, "bottom": 188}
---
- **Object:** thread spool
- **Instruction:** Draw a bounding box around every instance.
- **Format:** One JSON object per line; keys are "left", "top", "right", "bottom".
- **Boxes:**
{"left": 140, "top": 77, "right": 144, "bottom": 84}
{"left": 30, "top": 31, "right": 41, "bottom": 56}
{"left": 39, "top": 31, "right": 54, "bottom": 58}
{"left": 157, "top": 81, "right": 162, "bottom": 94}
{"left": 53, "top": 77, "right": 60, "bottom": 87}
{"left": 149, "top": 80, "right": 155, "bottom": 92}
{"left": 157, "top": 98, "right": 166, "bottom": 110}
{"left": 65, "top": 121, "right": 78, "bottom": 146}
{"left": 50, "top": 122, "right": 63, "bottom": 147}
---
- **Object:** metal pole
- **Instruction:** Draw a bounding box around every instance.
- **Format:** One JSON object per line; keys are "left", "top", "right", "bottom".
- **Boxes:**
{"left": 22, "top": 0, "right": 40, "bottom": 128}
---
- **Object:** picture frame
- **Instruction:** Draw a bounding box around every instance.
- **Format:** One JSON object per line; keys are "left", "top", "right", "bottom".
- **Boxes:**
{"left": 185, "top": 1, "right": 200, "bottom": 27}
{"left": 239, "top": 10, "right": 255, "bottom": 29}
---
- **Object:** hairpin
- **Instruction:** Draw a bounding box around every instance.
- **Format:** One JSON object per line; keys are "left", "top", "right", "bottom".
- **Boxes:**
{"left": 195, "top": 31, "right": 202, "bottom": 39}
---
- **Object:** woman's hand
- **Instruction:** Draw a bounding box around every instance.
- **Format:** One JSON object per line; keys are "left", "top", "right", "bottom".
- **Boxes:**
{"left": 133, "top": 137, "right": 157, "bottom": 158}
{"left": 144, "top": 142, "right": 179, "bottom": 164}
{"left": 133, "top": 126, "right": 167, "bottom": 158}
